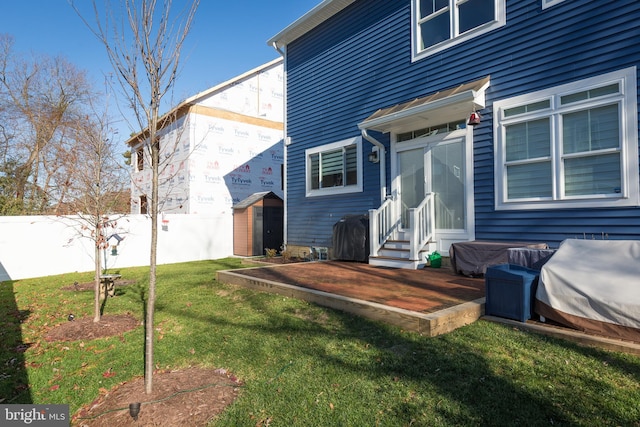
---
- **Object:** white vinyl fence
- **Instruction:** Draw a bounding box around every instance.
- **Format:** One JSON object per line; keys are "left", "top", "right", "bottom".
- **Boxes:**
{"left": 0, "top": 213, "right": 233, "bottom": 281}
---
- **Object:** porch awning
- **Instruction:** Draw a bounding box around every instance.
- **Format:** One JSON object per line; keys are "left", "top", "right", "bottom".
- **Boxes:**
{"left": 358, "top": 76, "right": 490, "bottom": 134}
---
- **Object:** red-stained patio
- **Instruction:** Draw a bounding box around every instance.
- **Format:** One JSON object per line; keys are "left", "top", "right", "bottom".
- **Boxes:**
{"left": 217, "top": 260, "right": 640, "bottom": 355}
{"left": 218, "top": 260, "right": 485, "bottom": 336}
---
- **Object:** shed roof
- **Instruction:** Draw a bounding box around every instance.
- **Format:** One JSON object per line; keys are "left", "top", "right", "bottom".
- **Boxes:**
{"left": 233, "top": 191, "right": 283, "bottom": 209}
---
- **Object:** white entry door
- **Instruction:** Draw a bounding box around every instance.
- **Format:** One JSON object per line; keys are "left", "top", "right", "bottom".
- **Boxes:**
{"left": 395, "top": 130, "right": 473, "bottom": 250}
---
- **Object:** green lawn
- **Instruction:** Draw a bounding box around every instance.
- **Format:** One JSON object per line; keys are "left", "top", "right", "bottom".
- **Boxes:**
{"left": 1, "top": 259, "right": 639, "bottom": 426}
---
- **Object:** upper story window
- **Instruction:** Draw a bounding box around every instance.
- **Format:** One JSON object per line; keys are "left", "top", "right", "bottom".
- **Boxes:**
{"left": 412, "top": 0, "right": 505, "bottom": 61}
{"left": 542, "top": 0, "right": 566, "bottom": 9}
{"left": 493, "top": 67, "right": 639, "bottom": 210}
{"left": 136, "top": 147, "right": 144, "bottom": 172}
{"left": 305, "top": 136, "right": 363, "bottom": 197}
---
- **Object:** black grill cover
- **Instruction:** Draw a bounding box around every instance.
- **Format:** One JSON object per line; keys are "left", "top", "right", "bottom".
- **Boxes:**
{"left": 332, "top": 215, "right": 370, "bottom": 262}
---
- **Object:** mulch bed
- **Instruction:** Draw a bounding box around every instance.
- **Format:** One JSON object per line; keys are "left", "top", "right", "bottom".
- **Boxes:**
{"left": 43, "top": 314, "right": 242, "bottom": 426}
{"left": 72, "top": 367, "right": 242, "bottom": 427}
{"left": 55, "top": 280, "right": 242, "bottom": 426}
{"left": 44, "top": 314, "right": 140, "bottom": 342}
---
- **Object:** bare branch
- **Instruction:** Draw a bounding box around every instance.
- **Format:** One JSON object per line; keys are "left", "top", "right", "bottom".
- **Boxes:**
{"left": 71, "top": 0, "right": 199, "bottom": 394}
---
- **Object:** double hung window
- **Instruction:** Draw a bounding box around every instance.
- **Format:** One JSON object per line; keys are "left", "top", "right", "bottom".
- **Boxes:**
{"left": 306, "top": 136, "right": 362, "bottom": 197}
{"left": 542, "top": 0, "right": 566, "bottom": 9}
{"left": 494, "top": 67, "right": 639, "bottom": 210}
{"left": 412, "top": 0, "right": 505, "bottom": 60}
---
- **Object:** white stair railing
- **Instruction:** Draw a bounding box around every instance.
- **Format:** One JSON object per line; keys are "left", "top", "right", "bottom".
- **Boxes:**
{"left": 435, "top": 194, "right": 455, "bottom": 229}
{"left": 368, "top": 197, "right": 395, "bottom": 257}
{"left": 408, "top": 193, "right": 435, "bottom": 261}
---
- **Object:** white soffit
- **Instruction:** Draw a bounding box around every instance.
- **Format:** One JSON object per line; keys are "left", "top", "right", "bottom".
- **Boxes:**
{"left": 358, "top": 76, "right": 491, "bottom": 134}
{"left": 267, "top": 0, "right": 356, "bottom": 49}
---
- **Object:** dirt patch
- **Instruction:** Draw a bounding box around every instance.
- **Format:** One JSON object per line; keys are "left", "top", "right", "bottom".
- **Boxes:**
{"left": 45, "top": 315, "right": 241, "bottom": 426}
{"left": 242, "top": 256, "right": 305, "bottom": 265}
{"left": 44, "top": 314, "right": 140, "bottom": 342}
{"left": 72, "top": 367, "right": 242, "bottom": 427}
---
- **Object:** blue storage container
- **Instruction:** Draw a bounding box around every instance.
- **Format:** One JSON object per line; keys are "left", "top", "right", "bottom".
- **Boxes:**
{"left": 485, "top": 264, "right": 539, "bottom": 322}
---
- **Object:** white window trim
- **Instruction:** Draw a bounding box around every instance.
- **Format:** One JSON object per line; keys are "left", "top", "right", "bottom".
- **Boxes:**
{"left": 411, "top": 0, "right": 506, "bottom": 62}
{"left": 542, "top": 0, "right": 566, "bottom": 10}
{"left": 493, "top": 67, "right": 639, "bottom": 211}
{"left": 305, "top": 136, "right": 363, "bottom": 197}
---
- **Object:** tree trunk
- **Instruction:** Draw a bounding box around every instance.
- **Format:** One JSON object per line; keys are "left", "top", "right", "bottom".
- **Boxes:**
{"left": 74, "top": 0, "right": 201, "bottom": 395}
{"left": 93, "top": 235, "right": 102, "bottom": 323}
{"left": 145, "top": 125, "right": 160, "bottom": 394}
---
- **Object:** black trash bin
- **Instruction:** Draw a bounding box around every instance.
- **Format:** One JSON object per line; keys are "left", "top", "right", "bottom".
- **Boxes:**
{"left": 332, "top": 215, "right": 369, "bottom": 262}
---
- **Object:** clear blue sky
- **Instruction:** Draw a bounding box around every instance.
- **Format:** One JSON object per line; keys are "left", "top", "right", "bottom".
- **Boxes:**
{"left": 0, "top": 0, "right": 319, "bottom": 142}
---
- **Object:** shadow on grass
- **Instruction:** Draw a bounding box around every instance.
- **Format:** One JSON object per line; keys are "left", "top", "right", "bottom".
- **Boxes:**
{"left": 0, "top": 280, "right": 32, "bottom": 403}
{"left": 159, "top": 280, "right": 640, "bottom": 426}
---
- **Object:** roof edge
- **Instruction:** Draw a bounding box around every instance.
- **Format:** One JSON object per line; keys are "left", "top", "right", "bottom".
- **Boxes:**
{"left": 267, "top": 0, "right": 356, "bottom": 49}
{"left": 182, "top": 57, "right": 283, "bottom": 105}
{"left": 125, "top": 58, "right": 283, "bottom": 146}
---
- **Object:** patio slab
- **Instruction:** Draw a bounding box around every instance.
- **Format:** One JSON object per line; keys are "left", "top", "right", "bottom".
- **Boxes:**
{"left": 218, "top": 260, "right": 640, "bottom": 355}
{"left": 217, "top": 261, "right": 485, "bottom": 336}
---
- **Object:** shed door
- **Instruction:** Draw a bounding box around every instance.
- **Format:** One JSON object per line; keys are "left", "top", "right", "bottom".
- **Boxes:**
{"left": 263, "top": 206, "right": 283, "bottom": 252}
{"left": 252, "top": 206, "right": 263, "bottom": 256}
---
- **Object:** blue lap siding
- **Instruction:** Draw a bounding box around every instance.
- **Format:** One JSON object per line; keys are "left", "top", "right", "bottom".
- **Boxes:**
{"left": 282, "top": 0, "right": 640, "bottom": 250}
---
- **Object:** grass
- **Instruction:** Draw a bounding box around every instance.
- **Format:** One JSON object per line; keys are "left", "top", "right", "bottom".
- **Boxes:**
{"left": 1, "top": 258, "right": 639, "bottom": 426}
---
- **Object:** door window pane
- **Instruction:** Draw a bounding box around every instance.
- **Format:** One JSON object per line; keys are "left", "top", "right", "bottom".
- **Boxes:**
{"left": 431, "top": 142, "right": 465, "bottom": 229}
{"left": 399, "top": 148, "right": 425, "bottom": 228}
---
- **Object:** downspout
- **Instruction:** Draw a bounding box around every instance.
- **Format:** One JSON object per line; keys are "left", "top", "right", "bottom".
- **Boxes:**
{"left": 272, "top": 42, "right": 284, "bottom": 56}
{"left": 272, "top": 42, "right": 288, "bottom": 247}
{"left": 360, "top": 128, "right": 387, "bottom": 203}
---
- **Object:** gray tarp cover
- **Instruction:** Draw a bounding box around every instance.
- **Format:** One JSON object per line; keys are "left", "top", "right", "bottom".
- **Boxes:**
{"left": 536, "top": 239, "right": 640, "bottom": 340}
{"left": 449, "top": 241, "right": 548, "bottom": 276}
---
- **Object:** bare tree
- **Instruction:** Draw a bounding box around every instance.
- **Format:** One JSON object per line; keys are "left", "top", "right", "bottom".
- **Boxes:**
{"left": 63, "top": 105, "right": 129, "bottom": 323}
{"left": 0, "top": 34, "right": 94, "bottom": 214}
{"left": 72, "top": 0, "right": 200, "bottom": 393}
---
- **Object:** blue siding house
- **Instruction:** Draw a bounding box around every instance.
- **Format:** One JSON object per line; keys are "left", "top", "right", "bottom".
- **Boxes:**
{"left": 268, "top": 0, "right": 640, "bottom": 268}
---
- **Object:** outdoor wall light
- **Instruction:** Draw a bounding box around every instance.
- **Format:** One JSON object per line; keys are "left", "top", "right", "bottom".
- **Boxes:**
{"left": 467, "top": 111, "right": 481, "bottom": 126}
{"left": 368, "top": 147, "right": 380, "bottom": 163}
